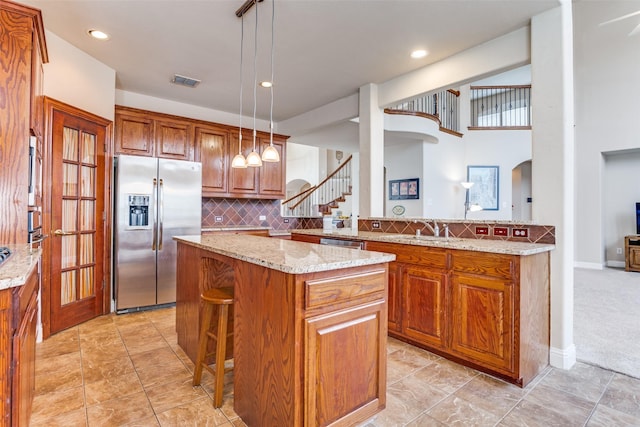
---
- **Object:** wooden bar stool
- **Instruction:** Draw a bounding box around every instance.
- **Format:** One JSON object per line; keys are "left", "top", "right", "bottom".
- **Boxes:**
{"left": 192, "top": 287, "right": 234, "bottom": 408}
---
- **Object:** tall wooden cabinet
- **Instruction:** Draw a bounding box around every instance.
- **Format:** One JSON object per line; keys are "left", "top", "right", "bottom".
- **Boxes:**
{"left": 0, "top": 0, "right": 48, "bottom": 245}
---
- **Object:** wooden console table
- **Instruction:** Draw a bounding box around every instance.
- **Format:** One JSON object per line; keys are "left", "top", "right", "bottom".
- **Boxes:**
{"left": 174, "top": 234, "right": 395, "bottom": 426}
{"left": 625, "top": 235, "right": 640, "bottom": 272}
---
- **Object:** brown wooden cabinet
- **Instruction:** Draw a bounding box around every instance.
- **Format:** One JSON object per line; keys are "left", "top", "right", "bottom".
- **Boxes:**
{"left": 228, "top": 131, "right": 259, "bottom": 195}
{"left": 258, "top": 137, "right": 286, "bottom": 197}
{"left": 361, "top": 238, "right": 549, "bottom": 387}
{"left": 114, "top": 107, "right": 194, "bottom": 160}
{"left": 0, "top": 1, "right": 48, "bottom": 245}
{"left": 625, "top": 235, "right": 640, "bottom": 272}
{"left": 195, "top": 125, "right": 229, "bottom": 195}
{"left": 0, "top": 262, "right": 40, "bottom": 427}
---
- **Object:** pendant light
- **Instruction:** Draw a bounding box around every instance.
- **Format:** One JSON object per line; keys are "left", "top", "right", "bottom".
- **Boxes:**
{"left": 261, "top": 0, "right": 280, "bottom": 163}
{"left": 245, "top": 0, "right": 263, "bottom": 167}
{"left": 231, "top": 11, "right": 248, "bottom": 169}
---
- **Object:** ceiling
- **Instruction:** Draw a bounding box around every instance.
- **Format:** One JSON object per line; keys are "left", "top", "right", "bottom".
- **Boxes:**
{"left": 23, "top": 0, "right": 559, "bottom": 124}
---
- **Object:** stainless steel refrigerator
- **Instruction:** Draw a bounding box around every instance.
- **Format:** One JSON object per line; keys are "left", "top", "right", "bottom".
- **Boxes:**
{"left": 114, "top": 155, "right": 202, "bottom": 313}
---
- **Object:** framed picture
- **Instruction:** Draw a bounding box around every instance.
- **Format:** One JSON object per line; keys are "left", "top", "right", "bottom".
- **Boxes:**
{"left": 389, "top": 178, "right": 419, "bottom": 200}
{"left": 467, "top": 166, "right": 499, "bottom": 210}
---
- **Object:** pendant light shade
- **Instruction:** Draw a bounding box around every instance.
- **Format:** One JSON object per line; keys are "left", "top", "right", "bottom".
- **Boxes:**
{"left": 232, "top": 11, "right": 247, "bottom": 169}
{"left": 261, "top": 144, "right": 280, "bottom": 162}
{"left": 231, "top": 152, "right": 248, "bottom": 168}
{"left": 261, "top": 0, "right": 280, "bottom": 163}
{"left": 246, "top": 149, "right": 263, "bottom": 167}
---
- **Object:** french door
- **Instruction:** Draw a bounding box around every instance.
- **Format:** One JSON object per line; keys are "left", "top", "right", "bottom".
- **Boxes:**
{"left": 46, "top": 100, "right": 111, "bottom": 334}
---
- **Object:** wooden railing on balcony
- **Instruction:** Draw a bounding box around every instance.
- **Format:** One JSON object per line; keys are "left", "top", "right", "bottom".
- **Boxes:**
{"left": 384, "top": 89, "right": 462, "bottom": 137}
{"left": 468, "top": 85, "right": 532, "bottom": 129}
{"left": 282, "top": 155, "right": 353, "bottom": 217}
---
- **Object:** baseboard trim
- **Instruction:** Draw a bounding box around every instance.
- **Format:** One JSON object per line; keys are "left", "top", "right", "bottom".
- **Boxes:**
{"left": 606, "top": 260, "right": 625, "bottom": 268}
{"left": 550, "top": 344, "right": 576, "bottom": 369}
{"left": 574, "top": 261, "right": 603, "bottom": 270}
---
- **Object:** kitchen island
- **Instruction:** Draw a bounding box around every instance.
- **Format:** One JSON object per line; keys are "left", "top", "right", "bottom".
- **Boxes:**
{"left": 174, "top": 234, "right": 395, "bottom": 427}
{"left": 292, "top": 229, "right": 554, "bottom": 387}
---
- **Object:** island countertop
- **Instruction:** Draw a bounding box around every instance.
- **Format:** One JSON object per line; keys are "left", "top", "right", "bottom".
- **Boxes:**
{"left": 291, "top": 229, "right": 555, "bottom": 256}
{"left": 174, "top": 234, "right": 395, "bottom": 274}
{"left": 0, "top": 245, "right": 41, "bottom": 290}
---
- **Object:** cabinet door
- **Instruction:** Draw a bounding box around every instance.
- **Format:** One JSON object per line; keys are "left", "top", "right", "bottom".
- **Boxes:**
{"left": 195, "top": 126, "right": 229, "bottom": 195}
{"left": 450, "top": 273, "right": 514, "bottom": 374}
{"left": 154, "top": 119, "right": 194, "bottom": 160}
{"left": 12, "top": 288, "right": 37, "bottom": 427}
{"left": 387, "top": 262, "right": 401, "bottom": 332}
{"left": 305, "top": 301, "right": 386, "bottom": 427}
{"left": 258, "top": 137, "right": 286, "bottom": 198}
{"left": 115, "top": 113, "right": 154, "bottom": 156}
{"left": 228, "top": 132, "right": 258, "bottom": 195}
{"left": 30, "top": 31, "right": 44, "bottom": 139}
{"left": 401, "top": 264, "right": 448, "bottom": 350}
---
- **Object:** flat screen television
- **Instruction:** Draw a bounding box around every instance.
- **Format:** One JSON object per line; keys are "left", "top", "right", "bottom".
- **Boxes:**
{"left": 637, "top": 202, "right": 640, "bottom": 235}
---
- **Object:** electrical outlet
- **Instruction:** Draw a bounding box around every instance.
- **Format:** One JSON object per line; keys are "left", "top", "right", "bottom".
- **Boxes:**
{"left": 494, "top": 227, "right": 508, "bottom": 237}
{"left": 259, "top": 215, "right": 266, "bottom": 221}
{"left": 616, "top": 248, "right": 623, "bottom": 255}
{"left": 215, "top": 216, "right": 223, "bottom": 222}
{"left": 283, "top": 218, "right": 289, "bottom": 223}
{"left": 372, "top": 221, "right": 381, "bottom": 229}
{"left": 475, "top": 226, "right": 489, "bottom": 235}
{"left": 513, "top": 228, "right": 529, "bottom": 238}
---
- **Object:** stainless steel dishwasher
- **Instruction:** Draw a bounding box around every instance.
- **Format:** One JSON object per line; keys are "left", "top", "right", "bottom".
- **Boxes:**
{"left": 319, "top": 237, "right": 364, "bottom": 249}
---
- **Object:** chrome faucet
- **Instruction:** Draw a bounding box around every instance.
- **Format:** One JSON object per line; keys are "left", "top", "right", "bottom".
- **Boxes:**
{"left": 414, "top": 219, "right": 439, "bottom": 237}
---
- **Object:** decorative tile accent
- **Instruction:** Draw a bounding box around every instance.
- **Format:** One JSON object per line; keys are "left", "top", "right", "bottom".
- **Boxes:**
{"left": 358, "top": 219, "right": 555, "bottom": 244}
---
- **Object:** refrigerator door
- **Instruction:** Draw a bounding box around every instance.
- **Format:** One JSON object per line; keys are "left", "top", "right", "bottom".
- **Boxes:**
{"left": 156, "top": 158, "right": 202, "bottom": 305}
{"left": 115, "top": 155, "right": 159, "bottom": 311}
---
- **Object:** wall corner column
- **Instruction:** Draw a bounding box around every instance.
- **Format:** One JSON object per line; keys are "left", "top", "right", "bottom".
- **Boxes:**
{"left": 358, "top": 84, "right": 385, "bottom": 218}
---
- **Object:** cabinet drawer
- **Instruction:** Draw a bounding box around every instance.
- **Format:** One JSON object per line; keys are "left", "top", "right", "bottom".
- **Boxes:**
{"left": 12, "top": 268, "right": 38, "bottom": 329}
{"left": 365, "top": 241, "right": 447, "bottom": 269}
{"left": 305, "top": 269, "right": 386, "bottom": 309}
{"left": 451, "top": 251, "right": 514, "bottom": 280}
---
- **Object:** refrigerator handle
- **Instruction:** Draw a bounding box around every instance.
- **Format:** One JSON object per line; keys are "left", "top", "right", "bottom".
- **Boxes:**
{"left": 152, "top": 178, "right": 158, "bottom": 251}
{"left": 159, "top": 178, "right": 164, "bottom": 250}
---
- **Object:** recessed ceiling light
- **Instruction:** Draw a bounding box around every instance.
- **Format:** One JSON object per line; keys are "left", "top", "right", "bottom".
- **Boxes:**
{"left": 88, "top": 29, "right": 110, "bottom": 40}
{"left": 411, "top": 49, "right": 428, "bottom": 59}
{"left": 260, "top": 81, "right": 273, "bottom": 88}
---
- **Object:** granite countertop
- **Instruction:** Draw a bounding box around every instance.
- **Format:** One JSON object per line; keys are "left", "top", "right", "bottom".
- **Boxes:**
{"left": 174, "top": 234, "right": 395, "bottom": 274}
{"left": 0, "top": 245, "right": 41, "bottom": 290}
{"left": 291, "top": 229, "right": 555, "bottom": 256}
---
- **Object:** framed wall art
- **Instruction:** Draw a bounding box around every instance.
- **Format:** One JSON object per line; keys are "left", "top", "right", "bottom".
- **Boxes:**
{"left": 389, "top": 178, "right": 419, "bottom": 200}
{"left": 467, "top": 165, "right": 499, "bottom": 210}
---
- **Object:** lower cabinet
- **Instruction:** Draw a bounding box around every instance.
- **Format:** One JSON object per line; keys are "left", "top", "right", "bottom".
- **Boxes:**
{"left": 305, "top": 300, "right": 386, "bottom": 427}
{"left": 0, "top": 265, "right": 39, "bottom": 427}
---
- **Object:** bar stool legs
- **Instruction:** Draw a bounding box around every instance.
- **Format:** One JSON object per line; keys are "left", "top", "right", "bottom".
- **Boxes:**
{"left": 192, "top": 287, "right": 234, "bottom": 408}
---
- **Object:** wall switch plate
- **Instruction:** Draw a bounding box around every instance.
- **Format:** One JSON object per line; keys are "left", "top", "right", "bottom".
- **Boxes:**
{"left": 215, "top": 216, "right": 223, "bottom": 222}
{"left": 616, "top": 248, "right": 623, "bottom": 254}
{"left": 259, "top": 215, "right": 266, "bottom": 221}
{"left": 513, "top": 228, "right": 529, "bottom": 238}
{"left": 494, "top": 227, "right": 508, "bottom": 236}
{"left": 475, "top": 226, "right": 489, "bottom": 235}
{"left": 372, "top": 221, "right": 381, "bottom": 229}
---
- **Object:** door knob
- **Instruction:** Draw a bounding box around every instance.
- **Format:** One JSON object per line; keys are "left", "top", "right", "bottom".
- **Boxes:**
{"left": 53, "top": 229, "right": 74, "bottom": 236}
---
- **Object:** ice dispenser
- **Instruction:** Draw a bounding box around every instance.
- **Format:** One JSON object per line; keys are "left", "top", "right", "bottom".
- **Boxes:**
{"left": 128, "top": 194, "right": 150, "bottom": 228}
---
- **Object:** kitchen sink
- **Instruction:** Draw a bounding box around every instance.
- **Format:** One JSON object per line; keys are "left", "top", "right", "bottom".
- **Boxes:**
{"left": 376, "top": 234, "right": 460, "bottom": 243}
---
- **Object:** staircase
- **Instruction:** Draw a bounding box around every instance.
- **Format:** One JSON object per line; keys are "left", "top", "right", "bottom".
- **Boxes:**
{"left": 282, "top": 155, "right": 353, "bottom": 218}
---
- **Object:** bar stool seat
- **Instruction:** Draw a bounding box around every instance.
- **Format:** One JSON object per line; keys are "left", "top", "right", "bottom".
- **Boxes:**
{"left": 192, "top": 286, "right": 234, "bottom": 408}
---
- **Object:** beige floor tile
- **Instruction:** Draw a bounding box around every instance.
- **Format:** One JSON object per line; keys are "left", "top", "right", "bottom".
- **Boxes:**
{"left": 386, "top": 373, "right": 449, "bottom": 416}
{"left": 539, "top": 361, "right": 614, "bottom": 402}
{"left": 81, "top": 340, "right": 130, "bottom": 364}
{"left": 155, "top": 396, "right": 231, "bottom": 426}
{"left": 403, "top": 413, "right": 447, "bottom": 426}
{"left": 122, "top": 333, "right": 171, "bottom": 355}
{"left": 30, "top": 386, "right": 85, "bottom": 425}
{"left": 387, "top": 345, "right": 439, "bottom": 384}
{"left": 86, "top": 390, "right": 154, "bottom": 427}
{"left": 34, "top": 351, "right": 83, "bottom": 395}
{"left": 78, "top": 314, "right": 116, "bottom": 333}
{"left": 499, "top": 398, "right": 590, "bottom": 427}
{"left": 35, "top": 328, "right": 79, "bottom": 359}
{"left": 426, "top": 395, "right": 503, "bottom": 426}
{"left": 29, "top": 407, "right": 87, "bottom": 427}
{"left": 453, "top": 373, "right": 526, "bottom": 417}
{"left": 145, "top": 375, "right": 208, "bottom": 413}
{"left": 131, "top": 348, "right": 192, "bottom": 388}
{"left": 84, "top": 372, "right": 145, "bottom": 406}
{"left": 522, "top": 383, "right": 595, "bottom": 424}
{"left": 410, "top": 358, "right": 478, "bottom": 394}
{"left": 121, "top": 416, "right": 161, "bottom": 426}
{"left": 82, "top": 355, "right": 136, "bottom": 384}
{"left": 597, "top": 373, "right": 640, "bottom": 419}
{"left": 587, "top": 404, "right": 640, "bottom": 427}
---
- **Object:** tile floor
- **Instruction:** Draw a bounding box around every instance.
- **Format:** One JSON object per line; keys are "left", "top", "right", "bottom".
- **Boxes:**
{"left": 31, "top": 306, "right": 640, "bottom": 426}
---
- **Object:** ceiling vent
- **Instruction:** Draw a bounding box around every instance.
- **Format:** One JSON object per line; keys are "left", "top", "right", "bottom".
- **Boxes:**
{"left": 171, "top": 74, "right": 201, "bottom": 88}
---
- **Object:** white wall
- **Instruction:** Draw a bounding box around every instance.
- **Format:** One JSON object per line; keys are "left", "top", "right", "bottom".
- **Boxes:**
{"left": 384, "top": 141, "right": 423, "bottom": 218}
{"left": 286, "top": 142, "right": 320, "bottom": 188}
{"left": 603, "top": 150, "right": 640, "bottom": 266}
{"left": 573, "top": 1, "right": 640, "bottom": 267}
{"left": 42, "top": 31, "right": 115, "bottom": 121}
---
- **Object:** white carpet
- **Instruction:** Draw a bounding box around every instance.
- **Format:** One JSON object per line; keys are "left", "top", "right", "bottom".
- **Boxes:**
{"left": 574, "top": 267, "right": 640, "bottom": 379}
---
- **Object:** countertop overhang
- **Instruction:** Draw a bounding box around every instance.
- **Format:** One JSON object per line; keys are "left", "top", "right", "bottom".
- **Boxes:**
{"left": 0, "top": 245, "right": 41, "bottom": 290}
{"left": 292, "top": 229, "right": 555, "bottom": 256}
{"left": 174, "top": 234, "right": 395, "bottom": 274}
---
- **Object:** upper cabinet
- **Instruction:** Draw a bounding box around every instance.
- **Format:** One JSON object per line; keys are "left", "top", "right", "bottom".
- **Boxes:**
{"left": 115, "top": 107, "right": 194, "bottom": 160}
{"left": 117, "top": 106, "right": 287, "bottom": 199}
{"left": 0, "top": 1, "right": 48, "bottom": 245}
